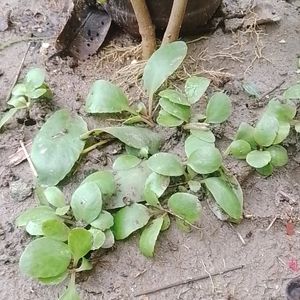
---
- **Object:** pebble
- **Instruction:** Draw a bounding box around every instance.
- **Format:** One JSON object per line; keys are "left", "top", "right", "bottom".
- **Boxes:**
{"left": 9, "top": 179, "right": 32, "bottom": 202}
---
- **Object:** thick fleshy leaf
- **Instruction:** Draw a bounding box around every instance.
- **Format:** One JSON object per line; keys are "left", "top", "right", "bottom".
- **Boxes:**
{"left": 85, "top": 80, "right": 130, "bottom": 113}
{"left": 143, "top": 187, "right": 160, "bottom": 207}
{"left": 144, "top": 172, "right": 170, "bottom": 197}
{"left": 113, "top": 154, "right": 141, "bottom": 170}
{"left": 185, "top": 135, "right": 214, "bottom": 158}
{"left": 159, "top": 98, "right": 191, "bottom": 122}
{"left": 185, "top": 76, "right": 210, "bottom": 104}
{"left": 90, "top": 211, "right": 114, "bottom": 231}
{"left": 254, "top": 114, "right": 279, "bottom": 147}
{"left": 12, "top": 83, "right": 27, "bottom": 96}
{"left": 76, "top": 257, "right": 92, "bottom": 272}
{"left": 82, "top": 170, "right": 116, "bottom": 198}
{"left": 68, "top": 228, "right": 93, "bottom": 263}
{"left": 112, "top": 203, "right": 150, "bottom": 240}
{"left": 59, "top": 277, "right": 80, "bottom": 300}
{"left": 38, "top": 271, "right": 68, "bottom": 285}
{"left": 203, "top": 177, "right": 242, "bottom": 220}
{"left": 161, "top": 214, "right": 171, "bottom": 231}
{"left": 246, "top": 150, "right": 271, "bottom": 168}
{"left": 143, "top": 41, "right": 187, "bottom": 97}
{"left": 229, "top": 140, "right": 251, "bottom": 159}
{"left": 139, "top": 217, "right": 164, "bottom": 257}
{"left": 56, "top": 206, "right": 70, "bottom": 216}
{"left": 147, "top": 152, "right": 184, "bottom": 176}
{"left": 190, "top": 129, "right": 215, "bottom": 143}
{"left": 267, "top": 145, "right": 288, "bottom": 167}
{"left": 101, "top": 126, "right": 161, "bottom": 155}
{"left": 273, "top": 121, "right": 290, "bottom": 144}
{"left": 206, "top": 92, "right": 231, "bottom": 123}
{"left": 266, "top": 99, "right": 296, "bottom": 121}
{"left": 283, "top": 84, "right": 300, "bottom": 100}
{"left": 7, "top": 96, "right": 27, "bottom": 108}
{"left": 42, "top": 219, "right": 70, "bottom": 241}
{"left": 101, "top": 229, "right": 115, "bottom": 248}
{"left": 188, "top": 180, "right": 202, "bottom": 193}
{"left": 235, "top": 122, "right": 257, "bottom": 149}
{"left": 16, "top": 206, "right": 60, "bottom": 235}
{"left": 31, "top": 110, "right": 87, "bottom": 186}
{"left": 0, "top": 108, "right": 18, "bottom": 130}
{"left": 44, "top": 187, "right": 66, "bottom": 208}
{"left": 187, "top": 147, "right": 222, "bottom": 174}
{"left": 168, "top": 193, "right": 202, "bottom": 223}
{"left": 242, "top": 83, "right": 260, "bottom": 98}
{"left": 71, "top": 182, "right": 102, "bottom": 224}
{"left": 157, "top": 109, "right": 184, "bottom": 127}
{"left": 19, "top": 237, "right": 71, "bottom": 278}
{"left": 30, "top": 88, "right": 47, "bottom": 99}
{"left": 107, "top": 161, "right": 151, "bottom": 209}
{"left": 256, "top": 163, "right": 273, "bottom": 176}
{"left": 25, "top": 68, "right": 46, "bottom": 88}
{"left": 159, "top": 89, "right": 190, "bottom": 106}
{"left": 88, "top": 228, "right": 106, "bottom": 250}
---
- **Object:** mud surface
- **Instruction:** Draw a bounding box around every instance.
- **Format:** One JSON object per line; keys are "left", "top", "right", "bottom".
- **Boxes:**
{"left": 0, "top": 0, "right": 300, "bottom": 299}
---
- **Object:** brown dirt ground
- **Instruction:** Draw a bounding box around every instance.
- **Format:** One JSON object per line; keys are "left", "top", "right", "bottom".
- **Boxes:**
{"left": 0, "top": 0, "right": 300, "bottom": 299}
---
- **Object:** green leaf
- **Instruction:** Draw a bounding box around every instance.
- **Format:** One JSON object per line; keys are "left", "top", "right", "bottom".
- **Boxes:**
{"left": 185, "top": 76, "right": 210, "bottom": 104}
{"left": 38, "top": 271, "right": 68, "bottom": 285}
{"left": 68, "top": 228, "right": 93, "bottom": 263}
{"left": 190, "top": 129, "right": 215, "bottom": 143}
{"left": 156, "top": 109, "right": 184, "bottom": 127}
{"left": 107, "top": 161, "right": 151, "bottom": 209}
{"left": 187, "top": 147, "right": 222, "bottom": 174}
{"left": 159, "top": 98, "right": 191, "bottom": 122}
{"left": 82, "top": 170, "right": 116, "bottom": 198}
{"left": 144, "top": 172, "right": 170, "bottom": 197}
{"left": 283, "top": 84, "right": 300, "bottom": 100}
{"left": 19, "top": 237, "right": 71, "bottom": 278}
{"left": 31, "top": 110, "right": 87, "bottom": 186}
{"left": 123, "top": 115, "right": 143, "bottom": 125}
{"left": 101, "top": 126, "right": 161, "bottom": 155}
{"left": 159, "top": 89, "right": 190, "bottom": 106}
{"left": 184, "top": 135, "right": 214, "bottom": 158}
{"left": 139, "top": 217, "right": 164, "bottom": 257}
{"left": 295, "top": 121, "right": 300, "bottom": 133}
{"left": 273, "top": 121, "right": 290, "bottom": 144}
{"left": 161, "top": 214, "right": 171, "bottom": 231}
{"left": 143, "top": 187, "right": 160, "bottom": 207}
{"left": 42, "top": 219, "right": 70, "bottom": 241}
{"left": 7, "top": 96, "right": 28, "bottom": 108}
{"left": 44, "top": 186, "right": 66, "bottom": 208}
{"left": 102, "top": 229, "right": 115, "bottom": 248}
{"left": 16, "top": 206, "right": 60, "bottom": 235}
{"left": 30, "top": 88, "right": 47, "bottom": 99}
{"left": 59, "top": 277, "right": 80, "bottom": 300}
{"left": 25, "top": 68, "right": 46, "bottom": 88}
{"left": 12, "top": 83, "right": 27, "bottom": 96}
{"left": 246, "top": 150, "right": 271, "bottom": 168}
{"left": 76, "top": 257, "right": 92, "bottom": 272}
{"left": 0, "top": 108, "right": 18, "bottom": 130}
{"left": 228, "top": 140, "right": 251, "bottom": 159}
{"left": 242, "top": 83, "right": 260, "bottom": 98}
{"left": 235, "top": 122, "right": 257, "bottom": 149}
{"left": 256, "top": 163, "right": 273, "bottom": 176}
{"left": 143, "top": 41, "right": 187, "bottom": 97}
{"left": 88, "top": 228, "right": 106, "bottom": 250}
{"left": 113, "top": 154, "right": 141, "bottom": 170}
{"left": 267, "top": 145, "right": 288, "bottom": 167}
{"left": 254, "top": 114, "right": 279, "bottom": 147}
{"left": 168, "top": 193, "right": 202, "bottom": 223}
{"left": 203, "top": 177, "right": 242, "bottom": 220}
{"left": 71, "top": 182, "right": 102, "bottom": 224}
{"left": 90, "top": 211, "right": 114, "bottom": 231}
{"left": 56, "top": 206, "right": 70, "bottom": 216}
{"left": 266, "top": 99, "right": 296, "bottom": 121}
{"left": 188, "top": 180, "right": 202, "bottom": 193}
{"left": 147, "top": 152, "right": 184, "bottom": 176}
{"left": 85, "top": 80, "right": 130, "bottom": 113}
{"left": 206, "top": 92, "right": 231, "bottom": 123}
{"left": 112, "top": 203, "right": 150, "bottom": 240}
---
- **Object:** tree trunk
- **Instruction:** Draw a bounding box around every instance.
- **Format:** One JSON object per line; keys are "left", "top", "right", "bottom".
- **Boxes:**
{"left": 130, "top": 0, "right": 156, "bottom": 59}
{"left": 162, "top": 0, "right": 188, "bottom": 45}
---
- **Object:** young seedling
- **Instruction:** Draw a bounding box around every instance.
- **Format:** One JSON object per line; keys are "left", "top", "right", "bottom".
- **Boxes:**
{"left": 0, "top": 68, "right": 52, "bottom": 130}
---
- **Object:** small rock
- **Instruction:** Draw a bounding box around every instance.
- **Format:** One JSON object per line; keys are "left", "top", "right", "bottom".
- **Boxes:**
{"left": 9, "top": 179, "right": 32, "bottom": 202}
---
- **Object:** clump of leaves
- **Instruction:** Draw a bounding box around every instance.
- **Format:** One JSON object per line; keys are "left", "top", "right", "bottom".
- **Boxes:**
{"left": 0, "top": 68, "right": 52, "bottom": 130}
{"left": 226, "top": 95, "right": 298, "bottom": 176}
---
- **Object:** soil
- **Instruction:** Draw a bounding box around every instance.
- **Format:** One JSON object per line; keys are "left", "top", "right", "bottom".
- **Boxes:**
{"left": 0, "top": 0, "right": 300, "bottom": 299}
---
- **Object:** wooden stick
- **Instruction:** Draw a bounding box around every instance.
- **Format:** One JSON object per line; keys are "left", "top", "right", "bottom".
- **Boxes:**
{"left": 134, "top": 264, "right": 245, "bottom": 297}
{"left": 20, "top": 140, "right": 37, "bottom": 177}
{"left": 130, "top": 0, "right": 156, "bottom": 59}
{"left": 162, "top": 0, "right": 188, "bottom": 45}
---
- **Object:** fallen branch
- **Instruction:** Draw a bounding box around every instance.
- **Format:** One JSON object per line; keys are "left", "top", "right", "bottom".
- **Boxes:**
{"left": 134, "top": 264, "right": 245, "bottom": 297}
{"left": 130, "top": 0, "right": 156, "bottom": 59}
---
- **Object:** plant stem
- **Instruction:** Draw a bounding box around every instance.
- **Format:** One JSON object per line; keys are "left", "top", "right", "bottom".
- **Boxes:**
{"left": 162, "top": 0, "right": 189, "bottom": 45}
{"left": 148, "top": 94, "right": 153, "bottom": 118}
{"left": 130, "top": 0, "right": 156, "bottom": 59}
{"left": 81, "top": 139, "right": 111, "bottom": 154}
